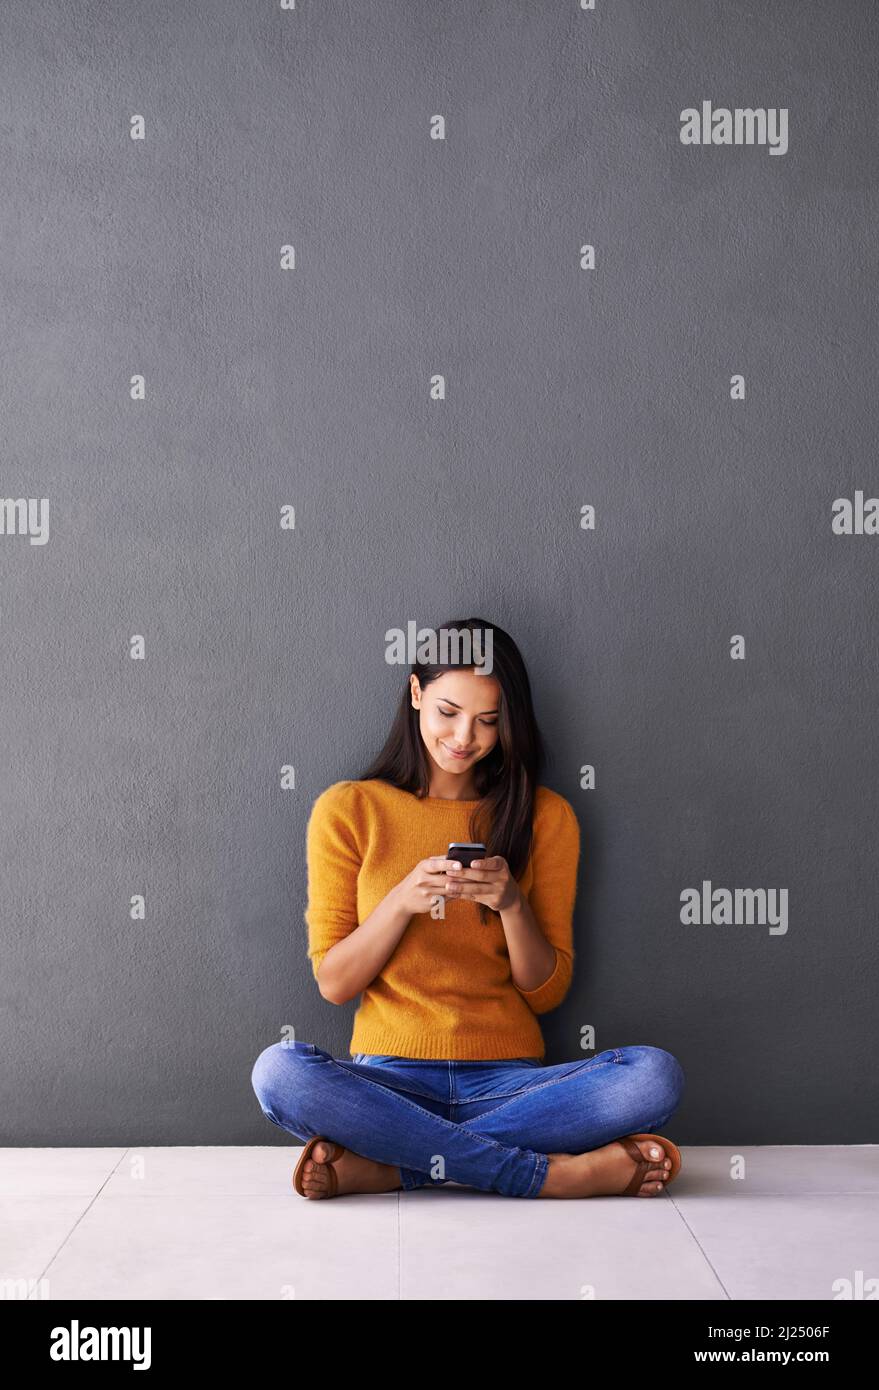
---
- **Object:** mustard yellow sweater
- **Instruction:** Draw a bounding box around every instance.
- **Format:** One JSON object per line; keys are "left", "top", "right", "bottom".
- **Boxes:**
{"left": 304, "top": 778, "right": 580, "bottom": 1060}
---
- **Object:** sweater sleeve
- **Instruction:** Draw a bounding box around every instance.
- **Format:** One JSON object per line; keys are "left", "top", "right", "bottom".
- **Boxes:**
{"left": 513, "top": 792, "right": 580, "bottom": 1015}
{"left": 303, "top": 782, "right": 363, "bottom": 983}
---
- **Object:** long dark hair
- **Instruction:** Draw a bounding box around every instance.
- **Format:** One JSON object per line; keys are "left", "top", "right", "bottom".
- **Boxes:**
{"left": 360, "top": 618, "right": 545, "bottom": 906}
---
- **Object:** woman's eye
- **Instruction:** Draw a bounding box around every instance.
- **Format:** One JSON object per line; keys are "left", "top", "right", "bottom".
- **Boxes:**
{"left": 437, "top": 708, "right": 496, "bottom": 725}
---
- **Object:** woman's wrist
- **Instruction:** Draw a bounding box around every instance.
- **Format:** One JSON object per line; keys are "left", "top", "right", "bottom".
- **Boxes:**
{"left": 387, "top": 879, "right": 414, "bottom": 925}
{"left": 498, "top": 880, "right": 525, "bottom": 916}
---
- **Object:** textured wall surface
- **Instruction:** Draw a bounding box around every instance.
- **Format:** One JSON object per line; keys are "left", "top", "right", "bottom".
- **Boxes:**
{"left": 2, "top": 0, "right": 877, "bottom": 1145}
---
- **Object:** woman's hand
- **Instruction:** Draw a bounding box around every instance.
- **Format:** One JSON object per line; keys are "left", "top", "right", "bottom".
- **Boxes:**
{"left": 392, "top": 856, "right": 464, "bottom": 918}
{"left": 444, "top": 856, "right": 521, "bottom": 913}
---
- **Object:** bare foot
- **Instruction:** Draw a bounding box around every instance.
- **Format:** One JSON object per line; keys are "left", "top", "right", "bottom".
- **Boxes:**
{"left": 537, "top": 1138, "right": 674, "bottom": 1198}
{"left": 297, "top": 1141, "right": 403, "bottom": 1199}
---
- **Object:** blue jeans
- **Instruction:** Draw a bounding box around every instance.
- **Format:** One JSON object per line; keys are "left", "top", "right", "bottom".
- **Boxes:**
{"left": 251, "top": 1041, "right": 685, "bottom": 1199}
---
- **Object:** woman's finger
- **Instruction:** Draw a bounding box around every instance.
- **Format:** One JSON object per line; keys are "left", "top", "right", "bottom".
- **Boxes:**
{"left": 452, "top": 870, "right": 499, "bottom": 886}
{"left": 449, "top": 882, "right": 492, "bottom": 899}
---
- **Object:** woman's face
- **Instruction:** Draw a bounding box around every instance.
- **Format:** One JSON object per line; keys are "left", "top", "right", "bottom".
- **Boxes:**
{"left": 410, "top": 668, "right": 501, "bottom": 779}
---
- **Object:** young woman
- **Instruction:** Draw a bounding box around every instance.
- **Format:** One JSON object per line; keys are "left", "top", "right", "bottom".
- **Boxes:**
{"left": 251, "top": 617, "right": 685, "bottom": 1200}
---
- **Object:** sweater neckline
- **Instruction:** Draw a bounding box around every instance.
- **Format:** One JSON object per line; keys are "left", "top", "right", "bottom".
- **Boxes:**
{"left": 420, "top": 795, "right": 481, "bottom": 805}
{"left": 364, "top": 779, "right": 483, "bottom": 806}
{"left": 381, "top": 783, "right": 481, "bottom": 806}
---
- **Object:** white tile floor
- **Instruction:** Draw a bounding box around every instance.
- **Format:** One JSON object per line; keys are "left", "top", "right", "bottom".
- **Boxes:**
{"left": 1, "top": 1146, "right": 877, "bottom": 1300}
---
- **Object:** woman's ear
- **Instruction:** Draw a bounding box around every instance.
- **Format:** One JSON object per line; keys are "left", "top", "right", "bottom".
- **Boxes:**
{"left": 409, "top": 673, "right": 422, "bottom": 709}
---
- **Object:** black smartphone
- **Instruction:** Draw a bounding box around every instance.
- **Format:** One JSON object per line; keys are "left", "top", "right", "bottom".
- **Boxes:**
{"left": 447, "top": 842, "right": 486, "bottom": 869}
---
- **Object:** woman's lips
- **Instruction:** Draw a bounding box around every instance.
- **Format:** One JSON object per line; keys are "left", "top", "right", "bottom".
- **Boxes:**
{"left": 441, "top": 743, "right": 472, "bottom": 760}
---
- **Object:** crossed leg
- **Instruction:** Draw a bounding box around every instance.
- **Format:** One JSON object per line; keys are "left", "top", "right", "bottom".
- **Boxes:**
{"left": 252, "top": 1042, "right": 685, "bottom": 1200}
{"left": 449, "top": 1044, "right": 685, "bottom": 1199}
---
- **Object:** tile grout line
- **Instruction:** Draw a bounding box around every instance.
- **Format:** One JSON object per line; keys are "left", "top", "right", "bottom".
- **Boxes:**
{"left": 29, "top": 1148, "right": 132, "bottom": 1297}
{"left": 664, "top": 1190, "right": 732, "bottom": 1299}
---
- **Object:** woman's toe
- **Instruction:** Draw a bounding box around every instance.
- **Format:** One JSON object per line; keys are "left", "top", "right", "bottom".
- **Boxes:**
{"left": 638, "top": 1178, "right": 666, "bottom": 1195}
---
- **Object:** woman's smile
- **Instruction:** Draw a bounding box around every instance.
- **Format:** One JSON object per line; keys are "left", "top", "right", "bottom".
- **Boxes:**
{"left": 440, "top": 742, "right": 474, "bottom": 760}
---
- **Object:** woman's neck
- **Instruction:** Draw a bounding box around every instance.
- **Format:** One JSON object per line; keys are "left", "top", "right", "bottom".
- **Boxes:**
{"left": 427, "top": 769, "right": 479, "bottom": 801}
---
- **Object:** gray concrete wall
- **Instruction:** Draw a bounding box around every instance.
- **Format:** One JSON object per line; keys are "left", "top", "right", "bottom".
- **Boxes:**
{"left": 2, "top": 0, "right": 876, "bottom": 1143}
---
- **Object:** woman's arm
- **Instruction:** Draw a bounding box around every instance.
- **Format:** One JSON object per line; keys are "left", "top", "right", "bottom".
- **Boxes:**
{"left": 445, "top": 791, "right": 580, "bottom": 1013}
{"left": 315, "top": 886, "right": 411, "bottom": 1005}
{"left": 317, "top": 859, "right": 461, "bottom": 1004}
{"left": 498, "top": 892, "right": 559, "bottom": 993}
{"left": 304, "top": 783, "right": 461, "bottom": 1004}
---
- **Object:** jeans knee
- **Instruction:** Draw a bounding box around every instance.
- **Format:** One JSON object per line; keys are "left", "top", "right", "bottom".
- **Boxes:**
{"left": 251, "top": 1043, "right": 284, "bottom": 1112}
{"left": 627, "top": 1044, "right": 685, "bottom": 1114}
{"left": 251, "top": 1041, "right": 310, "bottom": 1112}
